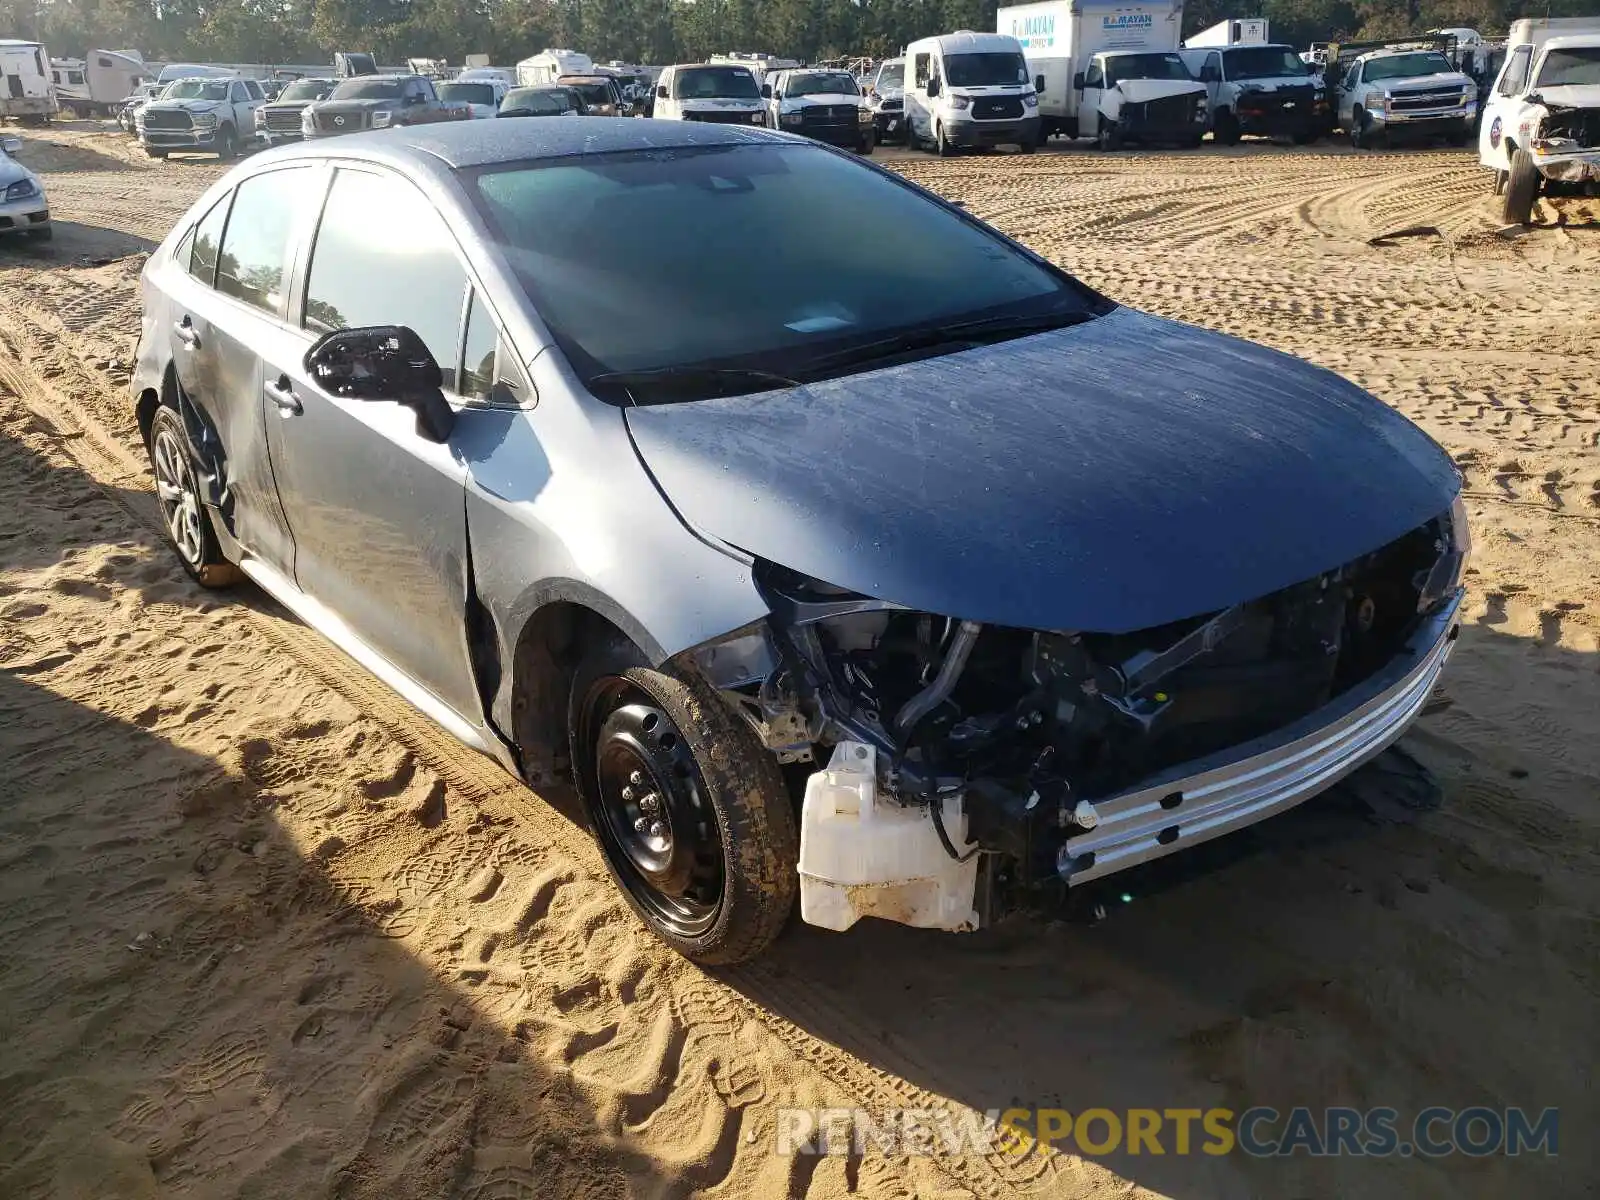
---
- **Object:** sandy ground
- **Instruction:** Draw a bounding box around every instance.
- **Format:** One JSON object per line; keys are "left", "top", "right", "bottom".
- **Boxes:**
{"left": 0, "top": 122, "right": 1596, "bottom": 1200}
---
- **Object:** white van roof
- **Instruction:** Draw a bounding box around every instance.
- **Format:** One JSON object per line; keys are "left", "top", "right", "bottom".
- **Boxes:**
{"left": 910, "top": 31, "right": 1023, "bottom": 56}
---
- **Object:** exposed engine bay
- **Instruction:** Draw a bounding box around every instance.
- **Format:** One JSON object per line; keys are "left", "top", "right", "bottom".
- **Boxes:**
{"left": 1541, "top": 102, "right": 1600, "bottom": 150}
{"left": 691, "top": 502, "right": 1469, "bottom": 928}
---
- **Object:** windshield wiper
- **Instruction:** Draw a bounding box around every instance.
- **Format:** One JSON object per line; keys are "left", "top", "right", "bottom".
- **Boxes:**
{"left": 795, "top": 309, "right": 1094, "bottom": 379}
{"left": 586, "top": 365, "right": 799, "bottom": 404}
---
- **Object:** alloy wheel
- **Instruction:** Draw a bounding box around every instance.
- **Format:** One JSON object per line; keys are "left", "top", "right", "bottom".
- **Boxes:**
{"left": 152, "top": 426, "right": 205, "bottom": 568}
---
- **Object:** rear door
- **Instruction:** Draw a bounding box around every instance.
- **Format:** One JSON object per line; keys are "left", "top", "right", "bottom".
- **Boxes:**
{"left": 162, "top": 168, "right": 316, "bottom": 573}
{"left": 258, "top": 163, "right": 482, "bottom": 720}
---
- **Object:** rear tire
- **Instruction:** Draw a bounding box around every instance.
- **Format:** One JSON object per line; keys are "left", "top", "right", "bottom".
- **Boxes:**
{"left": 146, "top": 405, "right": 242, "bottom": 589}
{"left": 568, "top": 636, "right": 798, "bottom": 965}
{"left": 1502, "top": 147, "right": 1540, "bottom": 225}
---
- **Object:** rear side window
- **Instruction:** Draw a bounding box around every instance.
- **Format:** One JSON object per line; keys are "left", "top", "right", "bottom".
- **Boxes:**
{"left": 304, "top": 168, "right": 468, "bottom": 380}
{"left": 188, "top": 192, "right": 231, "bottom": 286}
{"left": 216, "top": 167, "right": 308, "bottom": 314}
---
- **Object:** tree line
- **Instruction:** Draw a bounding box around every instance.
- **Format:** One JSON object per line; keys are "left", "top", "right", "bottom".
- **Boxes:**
{"left": 1, "top": 0, "right": 1590, "bottom": 73}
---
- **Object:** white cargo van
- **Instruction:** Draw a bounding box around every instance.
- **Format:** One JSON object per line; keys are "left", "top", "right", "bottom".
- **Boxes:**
{"left": 998, "top": 0, "right": 1207, "bottom": 145}
{"left": 0, "top": 39, "right": 57, "bottom": 122}
{"left": 904, "top": 31, "right": 1040, "bottom": 155}
{"left": 651, "top": 63, "right": 766, "bottom": 126}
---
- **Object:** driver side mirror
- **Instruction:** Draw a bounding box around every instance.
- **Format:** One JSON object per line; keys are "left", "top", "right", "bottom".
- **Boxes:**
{"left": 655, "top": 84, "right": 668, "bottom": 99}
{"left": 304, "top": 326, "right": 456, "bottom": 443}
{"left": 1073, "top": 72, "right": 1085, "bottom": 90}
{"left": 760, "top": 83, "right": 772, "bottom": 98}
{"left": 1035, "top": 74, "right": 1045, "bottom": 93}
{"left": 927, "top": 77, "right": 941, "bottom": 97}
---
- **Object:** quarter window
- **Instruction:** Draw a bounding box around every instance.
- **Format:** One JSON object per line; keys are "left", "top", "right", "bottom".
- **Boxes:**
{"left": 304, "top": 168, "right": 468, "bottom": 381}
{"left": 460, "top": 290, "right": 529, "bottom": 407}
{"left": 216, "top": 167, "right": 307, "bottom": 314}
{"left": 188, "top": 192, "right": 231, "bottom": 286}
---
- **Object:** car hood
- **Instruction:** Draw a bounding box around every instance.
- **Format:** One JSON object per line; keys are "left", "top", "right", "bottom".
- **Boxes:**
{"left": 1537, "top": 83, "right": 1600, "bottom": 110}
{"left": 624, "top": 307, "right": 1460, "bottom": 633}
{"left": 681, "top": 97, "right": 763, "bottom": 108}
{"left": 1115, "top": 78, "right": 1207, "bottom": 103}
{"left": 149, "top": 97, "right": 226, "bottom": 113}
{"left": 1236, "top": 77, "right": 1315, "bottom": 92}
{"left": 313, "top": 98, "right": 400, "bottom": 114}
{"left": 1386, "top": 70, "right": 1473, "bottom": 90}
{"left": 785, "top": 93, "right": 864, "bottom": 106}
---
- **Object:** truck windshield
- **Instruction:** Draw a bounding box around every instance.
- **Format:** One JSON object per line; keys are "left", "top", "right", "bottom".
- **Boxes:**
{"left": 165, "top": 81, "right": 232, "bottom": 101}
{"left": 331, "top": 79, "right": 403, "bottom": 100}
{"left": 876, "top": 62, "right": 905, "bottom": 89}
{"left": 673, "top": 67, "right": 759, "bottom": 100}
{"left": 1105, "top": 54, "right": 1193, "bottom": 85}
{"left": 1363, "top": 52, "right": 1453, "bottom": 81}
{"left": 1536, "top": 46, "right": 1600, "bottom": 88}
{"left": 279, "top": 80, "right": 333, "bottom": 102}
{"left": 439, "top": 82, "right": 496, "bottom": 105}
{"left": 789, "top": 72, "right": 859, "bottom": 97}
{"left": 1223, "top": 47, "right": 1308, "bottom": 81}
{"left": 468, "top": 142, "right": 1097, "bottom": 391}
{"left": 945, "top": 52, "right": 1029, "bottom": 87}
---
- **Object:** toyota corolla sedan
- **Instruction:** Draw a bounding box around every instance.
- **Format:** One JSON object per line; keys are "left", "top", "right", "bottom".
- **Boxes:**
{"left": 130, "top": 120, "right": 1466, "bottom": 964}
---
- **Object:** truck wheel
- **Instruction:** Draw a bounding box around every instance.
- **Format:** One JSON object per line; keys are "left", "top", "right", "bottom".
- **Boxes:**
{"left": 568, "top": 635, "right": 798, "bottom": 965}
{"left": 1502, "top": 147, "right": 1540, "bottom": 226}
{"left": 1292, "top": 127, "right": 1320, "bottom": 145}
{"left": 856, "top": 133, "right": 874, "bottom": 155}
{"left": 1098, "top": 116, "right": 1122, "bottom": 151}
{"left": 935, "top": 122, "right": 955, "bottom": 157}
{"left": 1349, "top": 107, "right": 1380, "bottom": 149}
{"left": 215, "top": 124, "right": 236, "bottom": 159}
{"left": 1212, "top": 109, "right": 1241, "bottom": 146}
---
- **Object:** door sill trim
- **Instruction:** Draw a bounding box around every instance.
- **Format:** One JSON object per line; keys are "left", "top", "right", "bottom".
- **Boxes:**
{"left": 237, "top": 555, "right": 498, "bottom": 758}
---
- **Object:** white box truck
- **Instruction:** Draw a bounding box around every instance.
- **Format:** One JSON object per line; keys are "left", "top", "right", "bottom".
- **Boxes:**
{"left": 1183, "top": 18, "right": 1269, "bottom": 48}
{"left": 998, "top": 0, "right": 1208, "bottom": 146}
{"left": 0, "top": 39, "right": 58, "bottom": 122}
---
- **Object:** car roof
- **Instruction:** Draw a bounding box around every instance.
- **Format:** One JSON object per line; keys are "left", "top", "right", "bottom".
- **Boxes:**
{"left": 1357, "top": 45, "right": 1450, "bottom": 59}
{"left": 912, "top": 31, "right": 1020, "bottom": 54}
{"left": 267, "top": 116, "right": 783, "bottom": 169}
{"left": 1543, "top": 34, "right": 1600, "bottom": 50}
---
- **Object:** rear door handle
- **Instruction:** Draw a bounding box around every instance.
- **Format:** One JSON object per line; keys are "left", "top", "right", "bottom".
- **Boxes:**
{"left": 174, "top": 317, "right": 201, "bottom": 349}
{"left": 265, "top": 376, "right": 302, "bottom": 416}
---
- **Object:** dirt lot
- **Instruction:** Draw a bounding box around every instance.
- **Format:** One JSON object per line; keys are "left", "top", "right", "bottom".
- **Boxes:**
{"left": 1, "top": 123, "right": 1596, "bottom": 1200}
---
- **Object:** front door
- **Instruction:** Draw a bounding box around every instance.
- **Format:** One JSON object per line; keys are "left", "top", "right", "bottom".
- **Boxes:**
{"left": 1078, "top": 59, "right": 1106, "bottom": 137}
{"left": 260, "top": 164, "right": 483, "bottom": 722}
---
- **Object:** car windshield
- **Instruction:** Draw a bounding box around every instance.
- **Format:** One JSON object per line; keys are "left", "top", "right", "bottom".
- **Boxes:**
{"left": 468, "top": 142, "right": 1098, "bottom": 391}
{"left": 876, "top": 62, "right": 905, "bottom": 89}
{"left": 673, "top": 67, "right": 760, "bottom": 99}
{"left": 332, "top": 79, "right": 403, "bottom": 100}
{"left": 439, "top": 82, "right": 496, "bottom": 105}
{"left": 568, "top": 81, "right": 614, "bottom": 105}
{"left": 279, "top": 80, "right": 333, "bottom": 102}
{"left": 503, "top": 89, "right": 573, "bottom": 114}
{"left": 1105, "top": 53, "right": 1192, "bottom": 85}
{"left": 1224, "top": 47, "right": 1308, "bottom": 80}
{"left": 166, "top": 80, "right": 231, "bottom": 101}
{"left": 789, "top": 72, "right": 858, "bottom": 97}
{"left": 1363, "top": 52, "right": 1453, "bottom": 81}
{"left": 944, "top": 52, "right": 1029, "bottom": 86}
{"left": 1536, "top": 46, "right": 1600, "bottom": 88}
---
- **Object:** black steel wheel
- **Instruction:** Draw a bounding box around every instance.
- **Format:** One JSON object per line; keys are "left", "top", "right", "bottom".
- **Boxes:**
{"left": 568, "top": 636, "right": 798, "bottom": 964}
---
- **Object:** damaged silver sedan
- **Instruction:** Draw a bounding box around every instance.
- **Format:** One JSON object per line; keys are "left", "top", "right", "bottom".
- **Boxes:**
{"left": 130, "top": 118, "right": 1467, "bottom": 963}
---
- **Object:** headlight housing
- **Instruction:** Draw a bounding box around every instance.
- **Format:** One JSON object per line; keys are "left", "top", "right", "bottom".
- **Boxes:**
{"left": 857, "top": 106, "right": 873, "bottom": 123}
{"left": 191, "top": 111, "right": 217, "bottom": 129}
{"left": 750, "top": 111, "right": 764, "bottom": 125}
{"left": 371, "top": 110, "right": 392, "bottom": 127}
{"left": 1023, "top": 92, "right": 1038, "bottom": 109}
{"left": 254, "top": 108, "right": 266, "bottom": 127}
{"left": 1364, "top": 90, "right": 1390, "bottom": 114}
{"left": 781, "top": 111, "right": 803, "bottom": 126}
{"left": 5, "top": 177, "right": 39, "bottom": 200}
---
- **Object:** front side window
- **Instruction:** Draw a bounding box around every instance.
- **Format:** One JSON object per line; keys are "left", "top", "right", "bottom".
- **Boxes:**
{"left": 944, "top": 52, "right": 1028, "bottom": 87}
{"left": 304, "top": 168, "right": 467, "bottom": 380}
{"left": 469, "top": 143, "right": 1099, "bottom": 391}
{"left": 230, "top": 81, "right": 248, "bottom": 102}
{"left": 216, "top": 168, "right": 308, "bottom": 314}
{"left": 672, "top": 67, "right": 759, "bottom": 100}
{"left": 1498, "top": 45, "right": 1531, "bottom": 94}
{"left": 1084, "top": 62, "right": 1104, "bottom": 88}
{"left": 913, "top": 54, "right": 930, "bottom": 88}
{"left": 188, "top": 192, "right": 231, "bottom": 286}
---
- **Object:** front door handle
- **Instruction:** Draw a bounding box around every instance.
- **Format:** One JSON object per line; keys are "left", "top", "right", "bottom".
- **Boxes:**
{"left": 174, "top": 317, "right": 201, "bottom": 350}
{"left": 265, "top": 376, "right": 302, "bottom": 416}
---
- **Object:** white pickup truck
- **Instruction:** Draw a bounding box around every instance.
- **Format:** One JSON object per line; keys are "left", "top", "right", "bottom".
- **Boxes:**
{"left": 137, "top": 75, "right": 264, "bottom": 158}
{"left": 1480, "top": 31, "right": 1600, "bottom": 224}
{"left": 1335, "top": 46, "right": 1477, "bottom": 147}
